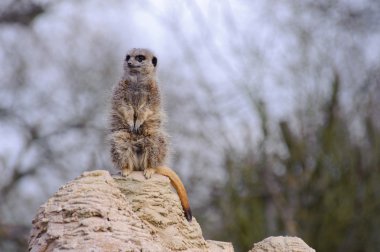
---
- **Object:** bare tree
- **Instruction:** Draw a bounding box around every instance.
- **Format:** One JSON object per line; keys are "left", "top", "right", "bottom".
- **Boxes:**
{"left": 0, "top": 1, "right": 126, "bottom": 250}
{"left": 0, "top": 0, "right": 46, "bottom": 25}
{"left": 147, "top": 1, "right": 380, "bottom": 251}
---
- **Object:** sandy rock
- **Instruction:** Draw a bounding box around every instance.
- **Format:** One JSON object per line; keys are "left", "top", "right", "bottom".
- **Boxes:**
{"left": 248, "top": 236, "right": 315, "bottom": 252}
{"left": 207, "top": 240, "right": 235, "bottom": 252}
{"left": 28, "top": 170, "right": 314, "bottom": 252}
{"left": 113, "top": 172, "right": 208, "bottom": 251}
{"left": 28, "top": 170, "right": 232, "bottom": 252}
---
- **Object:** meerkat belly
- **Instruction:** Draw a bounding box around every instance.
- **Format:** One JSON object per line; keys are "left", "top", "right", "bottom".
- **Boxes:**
{"left": 128, "top": 133, "right": 146, "bottom": 170}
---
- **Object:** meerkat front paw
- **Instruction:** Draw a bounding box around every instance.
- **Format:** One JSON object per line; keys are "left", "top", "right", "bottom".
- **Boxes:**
{"left": 143, "top": 168, "right": 156, "bottom": 179}
{"left": 121, "top": 168, "right": 133, "bottom": 177}
{"left": 134, "top": 120, "right": 143, "bottom": 132}
{"left": 128, "top": 122, "right": 135, "bottom": 132}
{"left": 132, "top": 121, "right": 143, "bottom": 134}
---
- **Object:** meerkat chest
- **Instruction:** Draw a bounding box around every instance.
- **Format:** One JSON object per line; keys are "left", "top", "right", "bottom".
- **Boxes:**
{"left": 126, "top": 85, "right": 150, "bottom": 108}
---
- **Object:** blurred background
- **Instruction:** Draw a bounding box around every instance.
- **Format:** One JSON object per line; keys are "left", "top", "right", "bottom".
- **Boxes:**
{"left": 1, "top": 0, "right": 380, "bottom": 251}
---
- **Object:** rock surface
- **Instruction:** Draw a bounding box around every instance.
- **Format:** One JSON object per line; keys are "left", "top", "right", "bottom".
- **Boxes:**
{"left": 28, "top": 170, "right": 233, "bottom": 252}
{"left": 28, "top": 170, "right": 314, "bottom": 252}
{"left": 248, "top": 236, "right": 315, "bottom": 252}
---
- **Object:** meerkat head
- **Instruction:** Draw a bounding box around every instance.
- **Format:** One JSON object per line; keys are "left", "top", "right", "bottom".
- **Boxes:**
{"left": 124, "top": 48, "right": 157, "bottom": 77}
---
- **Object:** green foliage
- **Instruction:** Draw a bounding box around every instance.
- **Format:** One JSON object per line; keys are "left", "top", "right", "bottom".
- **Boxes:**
{"left": 209, "top": 76, "right": 380, "bottom": 251}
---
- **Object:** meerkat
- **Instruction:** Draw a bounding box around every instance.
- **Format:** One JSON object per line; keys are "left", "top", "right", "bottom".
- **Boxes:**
{"left": 109, "top": 48, "right": 192, "bottom": 221}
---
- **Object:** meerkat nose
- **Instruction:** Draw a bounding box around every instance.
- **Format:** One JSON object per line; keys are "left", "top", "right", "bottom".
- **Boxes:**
{"left": 128, "top": 62, "right": 132, "bottom": 66}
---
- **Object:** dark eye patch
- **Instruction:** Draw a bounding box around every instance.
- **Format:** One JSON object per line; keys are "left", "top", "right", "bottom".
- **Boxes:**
{"left": 135, "top": 55, "right": 146, "bottom": 62}
{"left": 152, "top": 56, "right": 157, "bottom": 67}
{"left": 125, "top": 55, "right": 130, "bottom": 61}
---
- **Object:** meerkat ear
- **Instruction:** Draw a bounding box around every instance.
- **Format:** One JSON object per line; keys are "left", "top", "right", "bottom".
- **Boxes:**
{"left": 152, "top": 56, "right": 157, "bottom": 67}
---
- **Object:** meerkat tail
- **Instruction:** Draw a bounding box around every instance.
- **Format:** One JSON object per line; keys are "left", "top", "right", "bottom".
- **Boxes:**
{"left": 155, "top": 166, "right": 192, "bottom": 222}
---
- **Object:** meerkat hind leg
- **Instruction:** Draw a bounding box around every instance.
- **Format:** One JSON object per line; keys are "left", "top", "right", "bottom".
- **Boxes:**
{"left": 121, "top": 168, "right": 133, "bottom": 177}
{"left": 120, "top": 148, "right": 137, "bottom": 177}
{"left": 143, "top": 168, "right": 156, "bottom": 179}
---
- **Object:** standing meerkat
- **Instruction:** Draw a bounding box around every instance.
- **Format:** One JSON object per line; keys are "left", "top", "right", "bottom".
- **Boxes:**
{"left": 109, "top": 48, "right": 192, "bottom": 221}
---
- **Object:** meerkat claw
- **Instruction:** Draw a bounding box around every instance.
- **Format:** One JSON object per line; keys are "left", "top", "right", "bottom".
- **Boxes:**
{"left": 143, "top": 168, "right": 156, "bottom": 179}
{"left": 121, "top": 169, "right": 133, "bottom": 177}
{"left": 135, "top": 120, "right": 142, "bottom": 129}
{"left": 133, "top": 126, "right": 140, "bottom": 134}
{"left": 133, "top": 121, "right": 143, "bottom": 134}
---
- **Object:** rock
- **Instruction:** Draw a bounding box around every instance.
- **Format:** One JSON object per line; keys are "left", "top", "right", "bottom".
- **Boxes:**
{"left": 208, "top": 240, "right": 235, "bottom": 252}
{"left": 28, "top": 170, "right": 232, "bottom": 252}
{"left": 28, "top": 170, "right": 314, "bottom": 252}
{"left": 248, "top": 236, "right": 315, "bottom": 252}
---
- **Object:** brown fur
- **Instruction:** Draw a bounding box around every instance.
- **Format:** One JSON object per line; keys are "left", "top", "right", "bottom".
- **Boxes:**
{"left": 109, "top": 48, "right": 192, "bottom": 221}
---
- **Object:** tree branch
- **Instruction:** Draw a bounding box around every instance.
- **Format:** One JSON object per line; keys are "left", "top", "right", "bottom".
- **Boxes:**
{"left": 0, "top": 1, "right": 45, "bottom": 25}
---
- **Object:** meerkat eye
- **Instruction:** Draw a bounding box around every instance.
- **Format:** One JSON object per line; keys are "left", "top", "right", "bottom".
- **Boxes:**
{"left": 125, "top": 55, "right": 130, "bottom": 61}
{"left": 135, "top": 55, "right": 146, "bottom": 62}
